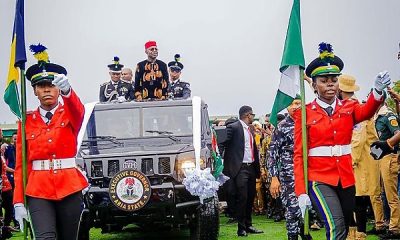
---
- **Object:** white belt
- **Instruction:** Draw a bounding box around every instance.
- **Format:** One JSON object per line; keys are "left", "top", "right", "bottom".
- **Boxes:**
{"left": 32, "top": 158, "right": 76, "bottom": 171}
{"left": 308, "top": 145, "right": 351, "bottom": 157}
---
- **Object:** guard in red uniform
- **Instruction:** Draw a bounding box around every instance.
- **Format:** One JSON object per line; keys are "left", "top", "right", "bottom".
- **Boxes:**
{"left": 293, "top": 42, "right": 390, "bottom": 240}
{"left": 13, "top": 44, "right": 88, "bottom": 240}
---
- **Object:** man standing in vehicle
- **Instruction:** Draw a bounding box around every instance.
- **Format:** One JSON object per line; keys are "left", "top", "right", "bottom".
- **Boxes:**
{"left": 134, "top": 41, "right": 169, "bottom": 101}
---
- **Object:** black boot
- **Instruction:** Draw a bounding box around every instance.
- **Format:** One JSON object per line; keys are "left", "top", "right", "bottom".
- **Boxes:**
{"left": 300, "top": 234, "right": 313, "bottom": 240}
{"left": 299, "top": 222, "right": 313, "bottom": 240}
{"left": 288, "top": 234, "right": 298, "bottom": 240}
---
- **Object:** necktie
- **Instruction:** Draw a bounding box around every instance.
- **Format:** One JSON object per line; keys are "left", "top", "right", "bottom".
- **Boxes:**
{"left": 325, "top": 106, "right": 333, "bottom": 116}
{"left": 45, "top": 112, "right": 53, "bottom": 124}
{"left": 247, "top": 127, "right": 254, "bottom": 161}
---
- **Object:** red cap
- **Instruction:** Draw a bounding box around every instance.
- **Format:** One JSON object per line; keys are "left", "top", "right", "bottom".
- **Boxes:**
{"left": 145, "top": 41, "right": 157, "bottom": 49}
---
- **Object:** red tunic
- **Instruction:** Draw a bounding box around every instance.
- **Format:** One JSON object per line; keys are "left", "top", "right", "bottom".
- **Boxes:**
{"left": 293, "top": 94, "right": 383, "bottom": 196}
{"left": 14, "top": 89, "right": 88, "bottom": 204}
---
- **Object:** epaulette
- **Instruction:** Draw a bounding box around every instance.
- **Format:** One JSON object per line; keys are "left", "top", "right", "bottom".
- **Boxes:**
{"left": 26, "top": 110, "right": 34, "bottom": 115}
{"left": 100, "top": 81, "right": 109, "bottom": 87}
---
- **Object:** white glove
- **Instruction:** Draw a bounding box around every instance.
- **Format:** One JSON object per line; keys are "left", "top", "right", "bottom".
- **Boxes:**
{"left": 373, "top": 70, "right": 391, "bottom": 92}
{"left": 117, "top": 95, "right": 126, "bottom": 102}
{"left": 298, "top": 194, "right": 312, "bottom": 219}
{"left": 52, "top": 74, "right": 71, "bottom": 94}
{"left": 14, "top": 203, "right": 28, "bottom": 232}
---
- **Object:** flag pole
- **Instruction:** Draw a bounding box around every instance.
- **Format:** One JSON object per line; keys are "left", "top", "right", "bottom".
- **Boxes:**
{"left": 299, "top": 70, "right": 310, "bottom": 235}
{"left": 19, "top": 67, "right": 29, "bottom": 238}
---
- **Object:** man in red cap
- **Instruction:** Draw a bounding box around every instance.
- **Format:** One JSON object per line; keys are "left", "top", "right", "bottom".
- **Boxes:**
{"left": 134, "top": 41, "right": 169, "bottom": 100}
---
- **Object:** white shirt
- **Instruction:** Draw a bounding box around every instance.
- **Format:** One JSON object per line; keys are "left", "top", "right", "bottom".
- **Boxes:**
{"left": 39, "top": 103, "right": 59, "bottom": 124}
{"left": 316, "top": 97, "right": 337, "bottom": 114}
{"left": 239, "top": 120, "right": 254, "bottom": 163}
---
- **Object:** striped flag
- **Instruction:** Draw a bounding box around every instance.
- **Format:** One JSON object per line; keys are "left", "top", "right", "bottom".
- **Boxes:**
{"left": 4, "top": 0, "right": 27, "bottom": 118}
{"left": 270, "top": 0, "right": 305, "bottom": 126}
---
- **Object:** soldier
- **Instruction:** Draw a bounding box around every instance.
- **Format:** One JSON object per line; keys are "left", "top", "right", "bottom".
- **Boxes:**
{"left": 99, "top": 57, "right": 134, "bottom": 102}
{"left": 134, "top": 41, "right": 169, "bottom": 100}
{"left": 268, "top": 97, "right": 312, "bottom": 240}
{"left": 369, "top": 101, "right": 400, "bottom": 239}
{"left": 13, "top": 44, "right": 88, "bottom": 239}
{"left": 167, "top": 54, "right": 191, "bottom": 99}
{"left": 294, "top": 42, "right": 389, "bottom": 240}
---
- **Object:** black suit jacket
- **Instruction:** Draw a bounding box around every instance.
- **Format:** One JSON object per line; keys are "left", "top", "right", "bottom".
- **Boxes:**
{"left": 221, "top": 120, "right": 261, "bottom": 179}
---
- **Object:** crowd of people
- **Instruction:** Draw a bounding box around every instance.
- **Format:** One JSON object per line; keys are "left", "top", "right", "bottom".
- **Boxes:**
{"left": 216, "top": 43, "right": 400, "bottom": 240}
{"left": 1, "top": 39, "right": 400, "bottom": 240}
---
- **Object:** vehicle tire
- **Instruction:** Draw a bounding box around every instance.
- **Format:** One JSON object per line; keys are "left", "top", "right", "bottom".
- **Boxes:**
{"left": 189, "top": 196, "right": 219, "bottom": 240}
{"left": 77, "top": 209, "right": 91, "bottom": 240}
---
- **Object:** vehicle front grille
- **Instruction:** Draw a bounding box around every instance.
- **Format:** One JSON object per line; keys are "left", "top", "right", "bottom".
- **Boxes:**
{"left": 158, "top": 157, "right": 171, "bottom": 174}
{"left": 108, "top": 160, "right": 119, "bottom": 177}
{"left": 89, "top": 155, "right": 173, "bottom": 179}
{"left": 141, "top": 158, "right": 154, "bottom": 175}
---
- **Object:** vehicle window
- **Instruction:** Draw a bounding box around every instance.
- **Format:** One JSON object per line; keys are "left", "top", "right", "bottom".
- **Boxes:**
{"left": 143, "top": 106, "right": 193, "bottom": 136}
{"left": 84, "top": 108, "right": 141, "bottom": 139}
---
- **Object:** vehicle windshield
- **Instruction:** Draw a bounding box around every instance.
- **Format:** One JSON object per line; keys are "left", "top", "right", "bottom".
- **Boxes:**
{"left": 82, "top": 105, "right": 193, "bottom": 140}
{"left": 143, "top": 106, "right": 193, "bottom": 136}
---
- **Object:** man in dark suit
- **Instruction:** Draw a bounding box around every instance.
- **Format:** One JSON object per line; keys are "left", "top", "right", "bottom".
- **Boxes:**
{"left": 222, "top": 106, "right": 264, "bottom": 237}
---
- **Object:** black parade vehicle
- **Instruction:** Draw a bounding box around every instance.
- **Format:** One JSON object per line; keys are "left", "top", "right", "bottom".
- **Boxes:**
{"left": 76, "top": 98, "right": 219, "bottom": 240}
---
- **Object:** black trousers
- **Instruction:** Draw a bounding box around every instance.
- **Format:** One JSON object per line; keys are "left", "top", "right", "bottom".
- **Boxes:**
{"left": 1, "top": 190, "right": 14, "bottom": 226}
{"left": 309, "top": 181, "right": 355, "bottom": 240}
{"left": 233, "top": 164, "right": 256, "bottom": 231}
{"left": 224, "top": 178, "right": 237, "bottom": 219}
{"left": 27, "top": 192, "right": 83, "bottom": 240}
{"left": 354, "top": 196, "right": 369, "bottom": 233}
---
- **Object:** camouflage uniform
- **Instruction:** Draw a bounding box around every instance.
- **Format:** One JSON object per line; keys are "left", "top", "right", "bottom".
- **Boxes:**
{"left": 268, "top": 115, "right": 301, "bottom": 236}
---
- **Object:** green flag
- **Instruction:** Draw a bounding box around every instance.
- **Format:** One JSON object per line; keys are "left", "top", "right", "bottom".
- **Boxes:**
{"left": 270, "top": 0, "right": 305, "bottom": 126}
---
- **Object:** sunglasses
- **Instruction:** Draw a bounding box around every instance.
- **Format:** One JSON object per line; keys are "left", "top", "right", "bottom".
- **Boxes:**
{"left": 170, "top": 68, "right": 181, "bottom": 73}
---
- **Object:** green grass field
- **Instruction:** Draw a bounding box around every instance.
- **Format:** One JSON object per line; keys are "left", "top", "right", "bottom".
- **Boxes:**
{"left": 10, "top": 215, "right": 380, "bottom": 239}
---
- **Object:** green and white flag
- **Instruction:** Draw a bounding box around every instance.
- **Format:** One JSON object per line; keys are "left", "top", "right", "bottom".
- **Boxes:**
{"left": 270, "top": 0, "right": 305, "bottom": 126}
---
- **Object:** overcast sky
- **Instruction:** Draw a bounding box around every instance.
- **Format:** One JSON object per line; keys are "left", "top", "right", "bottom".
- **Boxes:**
{"left": 1, "top": 0, "right": 400, "bottom": 123}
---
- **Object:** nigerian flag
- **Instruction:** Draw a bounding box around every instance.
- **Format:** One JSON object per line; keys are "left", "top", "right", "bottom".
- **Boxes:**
{"left": 4, "top": 0, "right": 27, "bottom": 119}
{"left": 270, "top": 0, "right": 305, "bottom": 127}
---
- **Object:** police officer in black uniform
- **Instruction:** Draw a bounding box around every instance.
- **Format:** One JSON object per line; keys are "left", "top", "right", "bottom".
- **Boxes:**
{"left": 99, "top": 56, "right": 134, "bottom": 102}
{"left": 167, "top": 54, "right": 191, "bottom": 99}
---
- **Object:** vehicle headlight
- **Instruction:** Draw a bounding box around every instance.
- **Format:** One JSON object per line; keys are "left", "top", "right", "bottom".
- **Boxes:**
{"left": 175, "top": 152, "right": 207, "bottom": 182}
